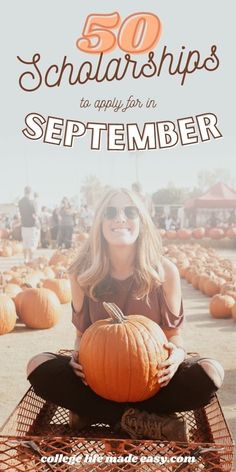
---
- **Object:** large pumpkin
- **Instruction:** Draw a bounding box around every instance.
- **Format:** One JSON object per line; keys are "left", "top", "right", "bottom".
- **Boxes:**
{"left": 208, "top": 228, "right": 224, "bottom": 240}
{"left": 192, "top": 227, "right": 205, "bottom": 239}
{"left": 209, "top": 294, "right": 235, "bottom": 319}
{"left": 0, "top": 294, "right": 17, "bottom": 335}
{"left": 42, "top": 278, "right": 71, "bottom": 304}
{"left": 79, "top": 302, "right": 169, "bottom": 402}
{"left": 17, "top": 288, "right": 61, "bottom": 328}
{"left": 177, "top": 229, "right": 192, "bottom": 240}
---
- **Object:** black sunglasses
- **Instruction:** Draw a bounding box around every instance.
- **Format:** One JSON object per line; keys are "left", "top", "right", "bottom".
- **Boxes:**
{"left": 104, "top": 206, "right": 139, "bottom": 220}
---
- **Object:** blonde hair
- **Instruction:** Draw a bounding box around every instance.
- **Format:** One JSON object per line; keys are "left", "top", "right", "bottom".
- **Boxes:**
{"left": 69, "top": 188, "right": 164, "bottom": 300}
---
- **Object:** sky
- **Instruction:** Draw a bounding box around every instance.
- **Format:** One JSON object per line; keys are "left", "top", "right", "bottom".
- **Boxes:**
{"left": 1, "top": 0, "right": 235, "bottom": 206}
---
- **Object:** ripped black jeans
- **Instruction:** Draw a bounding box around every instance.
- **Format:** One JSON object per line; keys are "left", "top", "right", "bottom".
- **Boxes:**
{"left": 27, "top": 354, "right": 218, "bottom": 424}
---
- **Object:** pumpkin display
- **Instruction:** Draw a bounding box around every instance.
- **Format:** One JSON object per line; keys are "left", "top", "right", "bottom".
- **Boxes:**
{"left": 203, "top": 277, "right": 223, "bottom": 297}
{"left": 220, "top": 283, "right": 236, "bottom": 301}
{"left": 192, "top": 227, "right": 205, "bottom": 239}
{"left": 208, "top": 228, "right": 225, "bottom": 240}
{"left": 226, "top": 227, "right": 236, "bottom": 239}
{"left": 0, "top": 294, "right": 17, "bottom": 335}
{"left": 159, "top": 229, "right": 166, "bottom": 238}
{"left": 49, "top": 251, "right": 69, "bottom": 266}
{"left": 166, "top": 230, "right": 177, "bottom": 240}
{"left": 209, "top": 294, "right": 235, "bottom": 319}
{"left": 79, "top": 302, "right": 169, "bottom": 402}
{"left": 42, "top": 278, "right": 71, "bottom": 304}
{"left": 76, "top": 232, "right": 89, "bottom": 242}
{"left": 177, "top": 229, "right": 192, "bottom": 240}
{"left": 17, "top": 288, "right": 61, "bottom": 329}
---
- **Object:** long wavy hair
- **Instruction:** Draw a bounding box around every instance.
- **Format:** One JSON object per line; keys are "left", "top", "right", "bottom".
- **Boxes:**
{"left": 68, "top": 188, "right": 164, "bottom": 301}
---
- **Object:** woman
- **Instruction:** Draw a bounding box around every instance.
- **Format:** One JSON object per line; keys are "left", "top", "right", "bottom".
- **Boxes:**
{"left": 27, "top": 188, "right": 224, "bottom": 441}
{"left": 57, "top": 197, "right": 75, "bottom": 249}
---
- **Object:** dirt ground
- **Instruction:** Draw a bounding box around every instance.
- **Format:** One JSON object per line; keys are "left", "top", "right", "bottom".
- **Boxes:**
{"left": 0, "top": 248, "right": 235, "bottom": 459}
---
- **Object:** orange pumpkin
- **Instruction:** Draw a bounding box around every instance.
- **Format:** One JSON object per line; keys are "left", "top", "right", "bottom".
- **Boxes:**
{"left": 49, "top": 251, "right": 68, "bottom": 266}
{"left": 42, "top": 278, "right": 71, "bottom": 304}
{"left": 192, "top": 227, "right": 205, "bottom": 239}
{"left": 226, "top": 227, "right": 236, "bottom": 239}
{"left": 1, "top": 245, "right": 13, "bottom": 257}
{"left": 17, "top": 288, "right": 61, "bottom": 328}
{"left": 79, "top": 302, "right": 169, "bottom": 402}
{"left": 166, "top": 230, "right": 177, "bottom": 240}
{"left": 232, "top": 303, "right": 236, "bottom": 320}
{"left": 208, "top": 228, "right": 225, "bottom": 240}
{"left": 159, "top": 229, "right": 166, "bottom": 237}
{"left": 177, "top": 229, "right": 192, "bottom": 240}
{"left": 209, "top": 294, "right": 235, "bottom": 319}
{"left": 77, "top": 232, "right": 89, "bottom": 242}
{"left": 14, "top": 291, "right": 24, "bottom": 318}
{"left": 203, "top": 277, "right": 223, "bottom": 297}
{"left": 0, "top": 294, "right": 17, "bottom": 335}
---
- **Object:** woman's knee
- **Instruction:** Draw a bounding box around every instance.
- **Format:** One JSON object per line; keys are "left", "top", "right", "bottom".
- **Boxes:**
{"left": 26, "top": 352, "right": 57, "bottom": 378}
{"left": 197, "top": 358, "right": 224, "bottom": 389}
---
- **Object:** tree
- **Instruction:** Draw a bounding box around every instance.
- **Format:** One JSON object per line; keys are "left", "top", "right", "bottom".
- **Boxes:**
{"left": 80, "top": 175, "right": 110, "bottom": 208}
{"left": 152, "top": 187, "right": 189, "bottom": 205}
{"left": 197, "top": 169, "right": 236, "bottom": 192}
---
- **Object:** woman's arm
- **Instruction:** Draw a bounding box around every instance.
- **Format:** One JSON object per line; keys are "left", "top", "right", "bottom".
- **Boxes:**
{"left": 70, "top": 329, "right": 87, "bottom": 384}
{"left": 158, "top": 257, "right": 186, "bottom": 386}
{"left": 162, "top": 256, "right": 182, "bottom": 318}
{"left": 69, "top": 272, "right": 85, "bottom": 313}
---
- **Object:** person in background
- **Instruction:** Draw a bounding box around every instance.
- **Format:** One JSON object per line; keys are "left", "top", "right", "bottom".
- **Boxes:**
{"left": 40, "top": 206, "right": 51, "bottom": 248}
{"left": 165, "top": 215, "right": 174, "bottom": 231}
{"left": 228, "top": 210, "right": 236, "bottom": 227}
{"left": 18, "top": 186, "right": 38, "bottom": 263}
{"left": 50, "top": 208, "right": 60, "bottom": 247}
{"left": 4, "top": 215, "right": 11, "bottom": 230}
{"left": 158, "top": 212, "right": 166, "bottom": 229}
{"left": 208, "top": 212, "right": 220, "bottom": 228}
{"left": 57, "top": 197, "right": 75, "bottom": 249}
{"left": 82, "top": 204, "right": 94, "bottom": 233}
{"left": 11, "top": 213, "right": 22, "bottom": 241}
{"left": 33, "top": 192, "right": 41, "bottom": 248}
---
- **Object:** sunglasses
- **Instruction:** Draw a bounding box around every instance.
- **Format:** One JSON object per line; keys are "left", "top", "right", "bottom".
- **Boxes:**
{"left": 104, "top": 206, "right": 139, "bottom": 220}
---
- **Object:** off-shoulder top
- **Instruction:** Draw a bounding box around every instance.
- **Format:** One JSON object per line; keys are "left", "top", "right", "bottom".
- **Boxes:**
{"left": 72, "top": 275, "right": 184, "bottom": 334}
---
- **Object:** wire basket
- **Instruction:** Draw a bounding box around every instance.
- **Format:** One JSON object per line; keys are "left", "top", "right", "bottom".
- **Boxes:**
{"left": 0, "top": 351, "right": 234, "bottom": 471}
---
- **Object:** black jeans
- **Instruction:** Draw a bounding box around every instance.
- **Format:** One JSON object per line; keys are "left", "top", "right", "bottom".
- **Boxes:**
{"left": 57, "top": 225, "right": 73, "bottom": 249}
{"left": 28, "top": 355, "right": 217, "bottom": 424}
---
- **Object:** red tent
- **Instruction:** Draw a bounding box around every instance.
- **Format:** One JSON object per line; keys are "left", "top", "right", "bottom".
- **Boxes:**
{"left": 185, "top": 183, "right": 236, "bottom": 209}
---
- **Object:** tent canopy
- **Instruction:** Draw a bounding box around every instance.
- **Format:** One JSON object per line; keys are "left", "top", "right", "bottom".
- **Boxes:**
{"left": 185, "top": 183, "right": 236, "bottom": 209}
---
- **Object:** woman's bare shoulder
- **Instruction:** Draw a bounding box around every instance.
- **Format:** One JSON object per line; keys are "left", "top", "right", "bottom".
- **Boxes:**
{"left": 161, "top": 256, "right": 179, "bottom": 280}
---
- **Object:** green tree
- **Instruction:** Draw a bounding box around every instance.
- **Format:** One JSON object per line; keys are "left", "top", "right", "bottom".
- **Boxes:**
{"left": 152, "top": 187, "right": 189, "bottom": 205}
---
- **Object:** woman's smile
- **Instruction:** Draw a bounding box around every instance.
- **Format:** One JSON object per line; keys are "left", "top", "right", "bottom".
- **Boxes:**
{"left": 102, "top": 192, "right": 140, "bottom": 246}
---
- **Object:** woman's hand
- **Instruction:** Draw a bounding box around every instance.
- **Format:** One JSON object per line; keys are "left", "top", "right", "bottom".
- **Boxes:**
{"left": 157, "top": 342, "right": 185, "bottom": 387}
{"left": 69, "top": 350, "right": 88, "bottom": 385}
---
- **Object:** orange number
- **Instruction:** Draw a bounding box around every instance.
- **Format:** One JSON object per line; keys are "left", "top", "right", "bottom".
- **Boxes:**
{"left": 118, "top": 12, "right": 162, "bottom": 54}
{"left": 76, "top": 12, "right": 121, "bottom": 54}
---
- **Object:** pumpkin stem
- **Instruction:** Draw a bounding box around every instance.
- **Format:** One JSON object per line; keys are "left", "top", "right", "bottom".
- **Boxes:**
{"left": 103, "top": 302, "right": 128, "bottom": 323}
